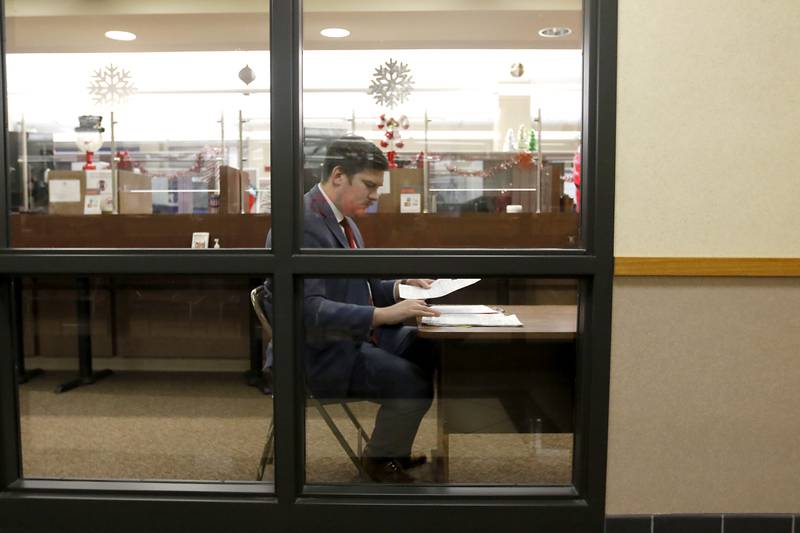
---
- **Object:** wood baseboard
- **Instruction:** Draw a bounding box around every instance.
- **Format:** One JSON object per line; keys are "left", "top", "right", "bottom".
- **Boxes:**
{"left": 614, "top": 257, "right": 800, "bottom": 277}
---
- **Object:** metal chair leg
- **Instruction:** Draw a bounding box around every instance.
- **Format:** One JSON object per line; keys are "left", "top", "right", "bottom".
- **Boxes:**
{"left": 257, "top": 418, "right": 274, "bottom": 481}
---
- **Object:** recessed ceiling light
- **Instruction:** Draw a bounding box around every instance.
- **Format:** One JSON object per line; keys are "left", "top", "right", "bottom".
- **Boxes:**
{"left": 538, "top": 27, "right": 572, "bottom": 38}
{"left": 320, "top": 28, "right": 350, "bottom": 38}
{"left": 105, "top": 30, "right": 137, "bottom": 41}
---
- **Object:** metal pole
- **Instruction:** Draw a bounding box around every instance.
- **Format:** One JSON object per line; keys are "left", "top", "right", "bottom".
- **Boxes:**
{"left": 535, "top": 108, "right": 542, "bottom": 214}
{"left": 238, "top": 109, "right": 245, "bottom": 214}
{"left": 19, "top": 115, "right": 29, "bottom": 211}
{"left": 423, "top": 109, "right": 430, "bottom": 213}
{"left": 110, "top": 111, "right": 118, "bottom": 213}
{"left": 218, "top": 112, "right": 225, "bottom": 164}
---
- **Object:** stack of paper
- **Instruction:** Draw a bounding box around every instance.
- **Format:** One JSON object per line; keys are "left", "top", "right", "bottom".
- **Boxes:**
{"left": 421, "top": 313, "right": 523, "bottom": 327}
{"left": 429, "top": 305, "right": 498, "bottom": 315}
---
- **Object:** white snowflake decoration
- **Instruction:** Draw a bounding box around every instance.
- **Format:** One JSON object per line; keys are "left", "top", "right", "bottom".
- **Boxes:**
{"left": 88, "top": 64, "right": 137, "bottom": 106}
{"left": 367, "top": 59, "right": 414, "bottom": 108}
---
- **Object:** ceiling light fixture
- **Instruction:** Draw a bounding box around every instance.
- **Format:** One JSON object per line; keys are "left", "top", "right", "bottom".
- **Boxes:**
{"left": 320, "top": 28, "right": 350, "bottom": 38}
{"left": 105, "top": 30, "right": 137, "bottom": 41}
{"left": 538, "top": 27, "right": 572, "bottom": 38}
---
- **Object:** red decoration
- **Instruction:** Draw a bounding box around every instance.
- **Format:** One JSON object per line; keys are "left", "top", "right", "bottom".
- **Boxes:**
{"left": 572, "top": 146, "right": 581, "bottom": 213}
{"left": 375, "top": 113, "right": 410, "bottom": 169}
{"left": 82, "top": 151, "right": 96, "bottom": 170}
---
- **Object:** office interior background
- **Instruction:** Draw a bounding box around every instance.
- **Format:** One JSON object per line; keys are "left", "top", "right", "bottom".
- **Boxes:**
{"left": 1, "top": 0, "right": 799, "bottom": 532}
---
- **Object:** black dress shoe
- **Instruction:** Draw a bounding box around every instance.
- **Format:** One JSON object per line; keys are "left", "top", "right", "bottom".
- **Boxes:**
{"left": 361, "top": 456, "right": 415, "bottom": 483}
{"left": 395, "top": 453, "right": 427, "bottom": 470}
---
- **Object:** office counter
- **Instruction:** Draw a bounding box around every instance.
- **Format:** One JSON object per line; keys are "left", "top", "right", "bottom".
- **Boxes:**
{"left": 10, "top": 211, "right": 579, "bottom": 248}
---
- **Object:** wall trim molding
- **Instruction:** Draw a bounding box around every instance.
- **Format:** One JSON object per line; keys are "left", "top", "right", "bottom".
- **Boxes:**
{"left": 614, "top": 257, "right": 800, "bottom": 277}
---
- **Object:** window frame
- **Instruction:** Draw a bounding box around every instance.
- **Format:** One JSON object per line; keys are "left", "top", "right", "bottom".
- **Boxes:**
{"left": 0, "top": 0, "right": 617, "bottom": 530}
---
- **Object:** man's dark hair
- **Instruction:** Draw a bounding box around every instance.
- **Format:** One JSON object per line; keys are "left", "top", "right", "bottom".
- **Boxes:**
{"left": 322, "top": 136, "right": 388, "bottom": 182}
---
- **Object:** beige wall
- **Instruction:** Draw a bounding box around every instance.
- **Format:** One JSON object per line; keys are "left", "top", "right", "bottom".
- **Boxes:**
{"left": 609, "top": 0, "right": 800, "bottom": 514}
{"left": 607, "top": 278, "right": 800, "bottom": 514}
{"left": 614, "top": 0, "right": 800, "bottom": 258}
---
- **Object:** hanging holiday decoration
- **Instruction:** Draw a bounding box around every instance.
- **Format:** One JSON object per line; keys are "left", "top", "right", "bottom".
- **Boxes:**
{"left": 88, "top": 64, "right": 137, "bottom": 106}
{"left": 368, "top": 58, "right": 414, "bottom": 108}
{"left": 376, "top": 114, "right": 410, "bottom": 168}
{"left": 238, "top": 64, "right": 256, "bottom": 85}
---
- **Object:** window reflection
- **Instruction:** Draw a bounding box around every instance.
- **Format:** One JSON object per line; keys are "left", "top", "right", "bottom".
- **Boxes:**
{"left": 16, "top": 275, "right": 273, "bottom": 483}
{"left": 303, "top": 1, "right": 583, "bottom": 249}
{"left": 294, "top": 275, "right": 578, "bottom": 485}
{"left": 5, "top": 0, "right": 271, "bottom": 248}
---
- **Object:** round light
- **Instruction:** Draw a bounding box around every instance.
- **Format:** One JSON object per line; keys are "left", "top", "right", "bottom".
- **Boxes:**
{"left": 320, "top": 28, "right": 350, "bottom": 38}
{"left": 105, "top": 30, "right": 137, "bottom": 41}
{"left": 538, "top": 27, "right": 572, "bottom": 38}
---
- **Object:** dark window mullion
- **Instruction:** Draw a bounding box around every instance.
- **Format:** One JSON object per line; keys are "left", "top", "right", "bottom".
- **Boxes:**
{"left": 270, "top": 0, "right": 303, "bottom": 513}
{"left": 290, "top": 254, "right": 598, "bottom": 277}
{"left": 0, "top": 252, "right": 275, "bottom": 275}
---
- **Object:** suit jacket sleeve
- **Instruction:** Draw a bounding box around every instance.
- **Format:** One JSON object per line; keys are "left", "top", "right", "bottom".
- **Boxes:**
{"left": 303, "top": 226, "right": 374, "bottom": 344}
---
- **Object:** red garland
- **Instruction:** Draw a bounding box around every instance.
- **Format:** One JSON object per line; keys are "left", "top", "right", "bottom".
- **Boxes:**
{"left": 446, "top": 153, "right": 533, "bottom": 178}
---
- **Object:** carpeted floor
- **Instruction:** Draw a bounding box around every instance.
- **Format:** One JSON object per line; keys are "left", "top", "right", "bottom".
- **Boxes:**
{"left": 18, "top": 371, "right": 572, "bottom": 485}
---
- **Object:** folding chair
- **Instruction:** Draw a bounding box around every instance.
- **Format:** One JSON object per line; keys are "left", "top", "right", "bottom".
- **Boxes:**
{"left": 250, "top": 286, "right": 371, "bottom": 481}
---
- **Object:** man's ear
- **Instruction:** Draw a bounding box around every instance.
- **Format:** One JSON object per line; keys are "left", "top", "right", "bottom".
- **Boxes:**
{"left": 329, "top": 166, "right": 346, "bottom": 186}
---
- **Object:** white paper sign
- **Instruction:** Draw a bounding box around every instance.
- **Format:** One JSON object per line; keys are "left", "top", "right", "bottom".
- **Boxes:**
{"left": 400, "top": 192, "right": 421, "bottom": 213}
{"left": 377, "top": 171, "right": 391, "bottom": 195}
{"left": 86, "top": 170, "right": 113, "bottom": 212}
{"left": 49, "top": 180, "right": 81, "bottom": 203}
{"left": 83, "top": 194, "right": 102, "bottom": 215}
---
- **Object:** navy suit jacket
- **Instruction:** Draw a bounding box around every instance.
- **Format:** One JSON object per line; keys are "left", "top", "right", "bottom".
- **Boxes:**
{"left": 264, "top": 184, "right": 414, "bottom": 398}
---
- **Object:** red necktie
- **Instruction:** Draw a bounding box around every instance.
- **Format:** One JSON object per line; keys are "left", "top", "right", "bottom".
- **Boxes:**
{"left": 341, "top": 218, "right": 379, "bottom": 344}
{"left": 340, "top": 219, "right": 357, "bottom": 249}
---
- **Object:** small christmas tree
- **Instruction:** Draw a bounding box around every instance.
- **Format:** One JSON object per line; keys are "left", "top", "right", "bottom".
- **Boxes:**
{"left": 503, "top": 128, "right": 517, "bottom": 151}
{"left": 528, "top": 128, "right": 538, "bottom": 152}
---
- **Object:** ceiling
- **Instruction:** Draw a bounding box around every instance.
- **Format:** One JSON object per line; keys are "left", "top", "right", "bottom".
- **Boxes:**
{"left": 5, "top": 2, "right": 582, "bottom": 53}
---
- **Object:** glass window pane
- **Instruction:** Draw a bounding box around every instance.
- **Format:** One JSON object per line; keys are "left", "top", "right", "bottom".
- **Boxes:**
{"left": 15, "top": 275, "right": 273, "bottom": 483}
{"left": 5, "top": 1, "right": 271, "bottom": 248}
{"left": 302, "top": 1, "right": 582, "bottom": 249}
{"left": 295, "top": 276, "right": 577, "bottom": 485}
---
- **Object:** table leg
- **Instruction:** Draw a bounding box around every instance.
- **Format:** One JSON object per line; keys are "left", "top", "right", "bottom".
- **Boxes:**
{"left": 56, "top": 277, "right": 112, "bottom": 393}
{"left": 432, "top": 349, "right": 450, "bottom": 483}
{"left": 13, "top": 277, "right": 44, "bottom": 384}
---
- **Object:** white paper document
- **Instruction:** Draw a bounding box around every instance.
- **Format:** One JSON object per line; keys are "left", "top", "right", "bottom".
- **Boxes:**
{"left": 399, "top": 278, "right": 481, "bottom": 300}
{"left": 49, "top": 180, "right": 81, "bottom": 203}
{"left": 421, "top": 314, "right": 523, "bottom": 327}
{"left": 429, "top": 305, "right": 498, "bottom": 315}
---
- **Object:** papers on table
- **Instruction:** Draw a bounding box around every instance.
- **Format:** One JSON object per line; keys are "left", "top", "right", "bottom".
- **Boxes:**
{"left": 421, "top": 314, "right": 523, "bottom": 327}
{"left": 429, "top": 305, "right": 498, "bottom": 315}
{"left": 399, "top": 278, "right": 481, "bottom": 300}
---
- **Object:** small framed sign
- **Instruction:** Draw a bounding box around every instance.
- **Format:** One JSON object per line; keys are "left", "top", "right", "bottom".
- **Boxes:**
{"left": 191, "top": 232, "right": 210, "bottom": 249}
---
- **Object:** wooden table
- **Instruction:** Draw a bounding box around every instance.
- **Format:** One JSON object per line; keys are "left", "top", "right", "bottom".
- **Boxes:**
{"left": 418, "top": 305, "right": 577, "bottom": 482}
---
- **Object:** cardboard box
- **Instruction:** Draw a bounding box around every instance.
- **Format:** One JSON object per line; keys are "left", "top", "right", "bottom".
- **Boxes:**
{"left": 218, "top": 166, "right": 252, "bottom": 214}
{"left": 377, "top": 168, "right": 423, "bottom": 213}
{"left": 118, "top": 170, "right": 153, "bottom": 214}
{"left": 47, "top": 171, "right": 85, "bottom": 215}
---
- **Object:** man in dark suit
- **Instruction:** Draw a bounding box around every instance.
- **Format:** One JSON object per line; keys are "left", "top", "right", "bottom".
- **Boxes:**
{"left": 264, "top": 136, "right": 440, "bottom": 483}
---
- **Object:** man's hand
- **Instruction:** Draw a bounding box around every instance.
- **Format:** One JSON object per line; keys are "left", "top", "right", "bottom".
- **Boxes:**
{"left": 372, "top": 299, "right": 440, "bottom": 327}
{"left": 403, "top": 279, "right": 435, "bottom": 289}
